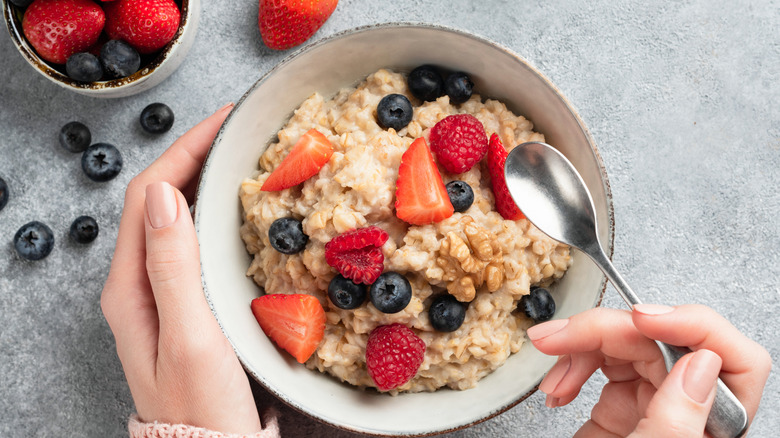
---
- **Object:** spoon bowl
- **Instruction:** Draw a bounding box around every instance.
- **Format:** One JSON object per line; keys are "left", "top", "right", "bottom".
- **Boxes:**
{"left": 504, "top": 141, "right": 748, "bottom": 438}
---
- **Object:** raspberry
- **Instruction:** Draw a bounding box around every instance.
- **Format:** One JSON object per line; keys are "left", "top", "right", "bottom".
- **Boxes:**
{"left": 365, "top": 323, "right": 426, "bottom": 391}
{"left": 429, "top": 114, "right": 488, "bottom": 174}
{"left": 324, "top": 226, "right": 389, "bottom": 285}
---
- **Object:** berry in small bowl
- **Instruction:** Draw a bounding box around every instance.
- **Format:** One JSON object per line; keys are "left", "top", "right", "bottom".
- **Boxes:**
{"left": 2, "top": 0, "right": 201, "bottom": 97}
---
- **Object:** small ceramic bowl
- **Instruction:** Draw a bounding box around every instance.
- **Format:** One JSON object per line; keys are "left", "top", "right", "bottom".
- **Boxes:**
{"left": 1, "top": 0, "right": 200, "bottom": 98}
{"left": 195, "top": 23, "right": 613, "bottom": 436}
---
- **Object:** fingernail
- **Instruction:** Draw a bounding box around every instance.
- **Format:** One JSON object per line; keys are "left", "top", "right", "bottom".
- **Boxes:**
{"left": 683, "top": 349, "right": 722, "bottom": 403}
{"left": 545, "top": 395, "right": 561, "bottom": 408}
{"left": 217, "top": 102, "right": 234, "bottom": 114}
{"left": 146, "top": 182, "right": 178, "bottom": 229}
{"left": 539, "top": 355, "right": 571, "bottom": 394}
{"left": 633, "top": 303, "right": 675, "bottom": 315}
{"left": 527, "top": 319, "right": 569, "bottom": 341}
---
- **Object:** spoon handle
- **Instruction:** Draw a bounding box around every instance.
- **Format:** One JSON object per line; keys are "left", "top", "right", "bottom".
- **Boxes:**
{"left": 584, "top": 243, "right": 749, "bottom": 438}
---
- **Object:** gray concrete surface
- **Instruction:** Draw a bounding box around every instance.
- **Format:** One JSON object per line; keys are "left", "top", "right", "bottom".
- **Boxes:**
{"left": 1, "top": 0, "right": 778, "bottom": 437}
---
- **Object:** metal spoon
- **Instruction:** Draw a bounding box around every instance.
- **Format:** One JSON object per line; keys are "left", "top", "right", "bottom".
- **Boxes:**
{"left": 504, "top": 141, "right": 748, "bottom": 438}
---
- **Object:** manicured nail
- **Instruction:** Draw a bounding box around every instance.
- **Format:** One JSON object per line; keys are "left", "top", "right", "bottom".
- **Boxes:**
{"left": 146, "top": 182, "right": 178, "bottom": 229}
{"left": 545, "top": 395, "right": 560, "bottom": 408}
{"left": 217, "top": 102, "right": 234, "bottom": 114}
{"left": 540, "top": 355, "right": 571, "bottom": 394}
{"left": 683, "top": 349, "right": 722, "bottom": 403}
{"left": 527, "top": 318, "right": 569, "bottom": 341}
{"left": 633, "top": 303, "right": 675, "bottom": 315}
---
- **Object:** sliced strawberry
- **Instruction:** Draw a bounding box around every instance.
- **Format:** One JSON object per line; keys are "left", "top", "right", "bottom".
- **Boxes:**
{"left": 487, "top": 133, "right": 524, "bottom": 220}
{"left": 258, "top": 0, "right": 338, "bottom": 50}
{"left": 250, "top": 293, "right": 326, "bottom": 363}
{"left": 261, "top": 129, "right": 334, "bottom": 191}
{"left": 395, "top": 138, "right": 454, "bottom": 225}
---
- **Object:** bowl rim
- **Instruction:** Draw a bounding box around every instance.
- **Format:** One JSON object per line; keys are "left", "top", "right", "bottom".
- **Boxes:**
{"left": 195, "top": 21, "right": 614, "bottom": 436}
{"left": 1, "top": 0, "right": 193, "bottom": 92}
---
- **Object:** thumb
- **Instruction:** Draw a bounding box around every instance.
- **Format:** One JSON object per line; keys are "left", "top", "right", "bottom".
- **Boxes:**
{"left": 631, "top": 349, "right": 722, "bottom": 437}
{"left": 144, "top": 181, "right": 214, "bottom": 334}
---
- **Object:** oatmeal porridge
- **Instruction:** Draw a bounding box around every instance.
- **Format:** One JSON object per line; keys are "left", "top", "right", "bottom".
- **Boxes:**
{"left": 239, "top": 68, "right": 571, "bottom": 393}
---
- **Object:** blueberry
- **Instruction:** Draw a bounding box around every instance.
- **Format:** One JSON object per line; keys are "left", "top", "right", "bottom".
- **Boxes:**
{"left": 13, "top": 221, "right": 55, "bottom": 261}
{"left": 69, "top": 215, "right": 99, "bottom": 244}
{"left": 429, "top": 294, "right": 467, "bottom": 332}
{"left": 100, "top": 40, "right": 140, "bottom": 79}
{"left": 369, "top": 272, "right": 412, "bottom": 313}
{"left": 140, "top": 103, "right": 175, "bottom": 134}
{"left": 81, "top": 143, "right": 123, "bottom": 182}
{"left": 408, "top": 65, "right": 444, "bottom": 102}
{"left": 58, "top": 121, "right": 91, "bottom": 153}
{"left": 268, "top": 217, "right": 308, "bottom": 254}
{"left": 376, "top": 94, "right": 413, "bottom": 131}
{"left": 328, "top": 274, "right": 368, "bottom": 310}
{"left": 66, "top": 52, "right": 103, "bottom": 82}
{"left": 0, "top": 176, "right": 8, "bottom": 212}
{"left": 446, "top": 181, "right": 474, "bottom": 213}
{"left": 444, "top": 72, "right": 474, "bottom": 104}
{"left": 9, "top": 0, "right": 35, "bottom": 7}
{"left": 519, "top": 287, "right": 556, "bottom": 322}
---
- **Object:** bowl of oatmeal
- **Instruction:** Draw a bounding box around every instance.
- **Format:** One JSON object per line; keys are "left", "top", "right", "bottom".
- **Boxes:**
{"left": 195, "top": 23, "right": 613, "bottom": 436}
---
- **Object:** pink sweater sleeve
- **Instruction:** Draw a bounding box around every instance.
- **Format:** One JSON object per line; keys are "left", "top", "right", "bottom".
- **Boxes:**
{"left": 128, "top": 409, "right": 280, "bottom": 438}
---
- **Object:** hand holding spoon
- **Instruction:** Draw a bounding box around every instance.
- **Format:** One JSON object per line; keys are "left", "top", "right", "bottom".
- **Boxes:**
{"left": 504, "top": 141, "right": 748, "bottom": 438}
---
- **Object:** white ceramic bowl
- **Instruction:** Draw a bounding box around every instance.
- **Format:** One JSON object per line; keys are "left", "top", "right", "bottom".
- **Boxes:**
{"left": 195, "top": 23, "right": 613, "bottom": 436}
{"left": 2, "top": 0, "right": 200, "bottom": 98}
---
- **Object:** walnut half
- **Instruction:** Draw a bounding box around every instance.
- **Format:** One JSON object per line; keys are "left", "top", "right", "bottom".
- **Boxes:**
{"left": 436, "top": 216, "right": 505, "bottom": 302}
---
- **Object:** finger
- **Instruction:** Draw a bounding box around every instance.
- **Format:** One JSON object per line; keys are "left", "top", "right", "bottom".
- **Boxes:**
{"left": 589, "top": 380, "right": 645, "bottom": 436}
{"left": 144, "top": 182, "right": 218, "bottom": 340}
{"left": 631, "top": 349, "right": 721, "bottom": 437}
{"left": 539, "top": 352, "right": 602, "bottom": 399}
{"left": 528, "top": 308, "right": 660, "bottom": 363}
{"left": 633, "top": 304, "right": 772, "bottom": 421}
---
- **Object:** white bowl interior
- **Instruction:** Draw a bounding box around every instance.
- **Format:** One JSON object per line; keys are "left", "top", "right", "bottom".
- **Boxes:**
{"left": 195, "top": 24, "right": 612, "bottom": 436}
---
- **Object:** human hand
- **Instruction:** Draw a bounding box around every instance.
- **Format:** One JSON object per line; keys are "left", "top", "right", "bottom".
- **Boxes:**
{"left": 528, "top": 304, "right": 771, "bottom": 437}
{"left": 101, "top": 103, "right": 264, "bottom": 434}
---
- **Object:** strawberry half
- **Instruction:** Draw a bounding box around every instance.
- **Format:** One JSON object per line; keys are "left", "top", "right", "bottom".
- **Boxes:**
{"left": 487, "top": 133, "right": 524, "bottom": 220}
{"left": 22, "top": 0, "right": 106, "bottom": 64}
{"left": 258, "top": 0, "right": 338, "bottom": 50}
{"left": 250, "top": 293, "right": 326, "bottom": 363}
{"left": 104, "top": 0, "right": 180, "bottom": 54}
{"left": 395, "top": 137, "right": 454, "bottom": 225}
{"left": 261, "top": 128, "right": 334, "bottom": 191}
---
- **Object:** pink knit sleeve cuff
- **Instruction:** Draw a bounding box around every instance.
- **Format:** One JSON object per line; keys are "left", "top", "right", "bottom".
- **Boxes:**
{"left": 128, "top": 408, "right": 280, "bottom": 438}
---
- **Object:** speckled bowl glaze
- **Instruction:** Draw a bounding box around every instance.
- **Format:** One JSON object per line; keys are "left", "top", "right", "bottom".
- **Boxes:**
{"left": 2, "top": 0, "right": 199, "bottom": 98}
{"left": 195, "top": 23, "right": 613, "bottom": 437}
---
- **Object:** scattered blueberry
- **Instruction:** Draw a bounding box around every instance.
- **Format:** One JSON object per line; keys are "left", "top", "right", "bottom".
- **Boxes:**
{"left": 446, "top": 181, "right": 474, "bottom": 213}
{"left": 100, "top": 40, "right": 140, "bottom": 79}
{"left": 0, "top": 176, "right": 8, "bottom": 212}
{"left": 66, "top": 53, "right": 103, "bottom": 82}
{"left": 328, "top": 274, "right": 368, "bottom": 310}
{"left": 69, "top": 215, "right": 99, "bottom": 244}
{"left": 369, "top": 272, "right": 412, "bottom": 314}
{"left": 268, "top": 217, "right": 308, "bottom": 254}
{"left": 81, "top": 143, "right": 123, "bottom": 182}
{"left": 9, "top": 0, "right": 35, "bottom": 7}
{"left": 58, "top": 121, "right": 91, "bottom": 153}
{"left": 429, "top": 294, "right": 467, "bottom": 332}
{"left": 13, "top": 221, "right": 55, "bottom": 261}
{"left": 519, "top": 287, "right": 556, "bottom": 322}
{"left": 376, "top": 94, "right": 413, "bottom": 131}
{"left": 140, "top": 103, "right": 175, "bottom": 134}
{"left": 408, "top": 65, "right": 444, "bottom": 102}
{"left": 444, "top": 72, "right": 474, "bottom": 104}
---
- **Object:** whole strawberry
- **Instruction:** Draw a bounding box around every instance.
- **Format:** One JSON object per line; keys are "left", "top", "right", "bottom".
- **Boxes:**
{"left": 104, "top": 0, "right": 180, "bottom": 54}
{"left": 365, "top": 323, "right": 426, "bottom": 391}
{"left": 22, "top": 0, "right": 106, "bottom": 64}
{"left": 259, "top": 0, "right": 338, "bottom": 50}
